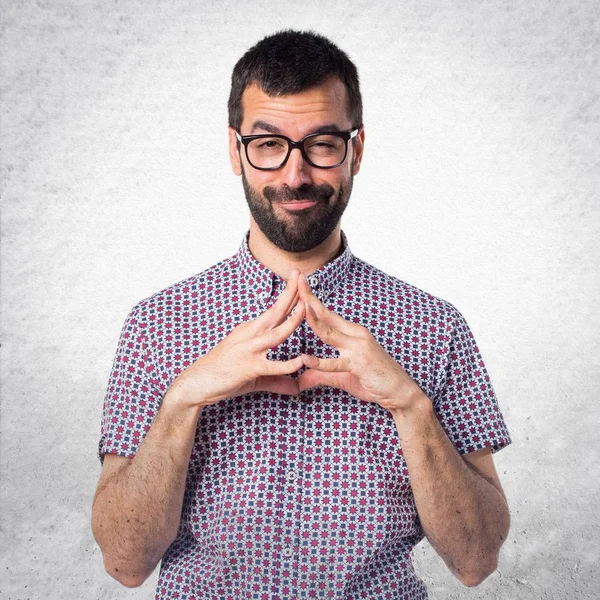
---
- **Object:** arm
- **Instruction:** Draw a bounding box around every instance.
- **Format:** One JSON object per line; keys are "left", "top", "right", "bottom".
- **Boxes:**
{"left": 293, "top": 273, "right": 511, "bottom": 585}
{"left": 390, "top": 393, "right": 510, "bottom": 586}
{"left": 93, "top": 270, "right": 306, "bottom": 587}
{"left": 91, "top": 397, "right": 202, "bottom": 587}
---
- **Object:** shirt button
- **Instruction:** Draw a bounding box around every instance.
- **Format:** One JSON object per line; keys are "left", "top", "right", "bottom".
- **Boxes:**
{"left": 282, "top": 546, "right": 293, "bottom": 557}
{"left": 286, "top": 469, "right": 298, "bottom": 482}
{"left": 308, "top": 275, "right": 319, "bottom": 288}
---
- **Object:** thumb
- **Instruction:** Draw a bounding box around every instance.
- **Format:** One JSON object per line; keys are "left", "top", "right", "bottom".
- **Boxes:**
{"left": 297, "top": 369, "right": 342, "bottom": 392}
{"left": 255, "top": 375, "right": 300, "bottom": 397}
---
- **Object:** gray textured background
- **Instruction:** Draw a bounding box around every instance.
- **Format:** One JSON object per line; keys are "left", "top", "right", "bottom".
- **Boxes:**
{"left": 1, "top": 1, "right": 599, "bottom": 598}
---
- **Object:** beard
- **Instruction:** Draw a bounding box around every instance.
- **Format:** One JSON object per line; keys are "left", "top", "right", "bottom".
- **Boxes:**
{"left": 241, "top": 164, "right": 353, "bottom": 253}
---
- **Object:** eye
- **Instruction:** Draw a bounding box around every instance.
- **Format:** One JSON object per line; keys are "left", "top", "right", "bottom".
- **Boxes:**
{"left": 255, "top": 139, "right": 286, "bottom": 150}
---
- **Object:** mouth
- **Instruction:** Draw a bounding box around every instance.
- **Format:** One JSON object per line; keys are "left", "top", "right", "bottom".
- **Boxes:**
{"left": 277, "top": 200, "right": 320, "bottom": 211}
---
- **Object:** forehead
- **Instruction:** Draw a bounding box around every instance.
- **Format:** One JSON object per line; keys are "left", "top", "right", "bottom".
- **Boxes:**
{"left": 240, "top": 77, "right": 350, "bottom": 132}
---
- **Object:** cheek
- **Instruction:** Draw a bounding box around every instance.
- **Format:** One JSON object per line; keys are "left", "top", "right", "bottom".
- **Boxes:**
{"left": 326, "top": 168, "right": 351, "bottom": 190}
{"left": 255, "top": 174, "right": 278, "bottom": 191}
{"left": 311, "top": 165, "right": 346, "bottom": 186}
{"left": 244, "top": 170, "right": 278, "bottom": 195}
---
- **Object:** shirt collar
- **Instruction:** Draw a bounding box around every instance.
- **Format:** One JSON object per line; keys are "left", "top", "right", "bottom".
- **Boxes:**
{"left": 235, "top": 229, "right": 354, "bottom": 306}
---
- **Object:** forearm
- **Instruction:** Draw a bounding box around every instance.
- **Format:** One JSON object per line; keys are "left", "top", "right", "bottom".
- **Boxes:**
{"left": 92, "top": 394, "right": 202, "bottom": 586}
{"left": 390, "top": 392, "right": 510, "bottom": 586}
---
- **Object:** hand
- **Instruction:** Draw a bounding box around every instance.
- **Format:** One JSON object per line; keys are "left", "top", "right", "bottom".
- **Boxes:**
{"left": 296, "top": 273, "right": 424, "bottom": 413}
{"left": 164, "top": 269, "right": 306, "bottom": 409}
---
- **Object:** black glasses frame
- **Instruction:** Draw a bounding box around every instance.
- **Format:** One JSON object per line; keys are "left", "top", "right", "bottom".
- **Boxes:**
{"left": 235, "top": 128, "right": 359, "bottom": 170}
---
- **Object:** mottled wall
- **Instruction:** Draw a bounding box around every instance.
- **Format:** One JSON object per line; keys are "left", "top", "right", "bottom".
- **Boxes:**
{"left": 1, "top": 0, "right": 599, "bottom": 598}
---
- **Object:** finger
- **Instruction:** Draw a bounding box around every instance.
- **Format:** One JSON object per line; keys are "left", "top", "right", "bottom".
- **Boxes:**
{"left": 269, "top": 270, "right": 300, "bottom": 323}
{"left": 253, "top": 374, "right": 301, "bottom": 397}
{"left": 297, "top": 368, "right": 347, "bottom": 393}
{"left": 304, "top": 300, "right": 351, "bottom": 349}
{"left": 255, "top": 269, "right": 301, "bottom": 331}
{"left": 297, "top": 273, "right": 357, "bottom": 337}
{"left": 258, "top": 300, "right": 306, "bottom": 350}
{"left": 301, "top": 353, "right": 352, "bottom": 373}
{"left": 261, "top": 354, "right": 305, "bottom": 377}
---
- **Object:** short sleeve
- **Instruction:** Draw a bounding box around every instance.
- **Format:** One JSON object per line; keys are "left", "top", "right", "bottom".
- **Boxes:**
{"left": 98, "top": 302, "right": 164, "bottom": 464}
{"left": 432, "top": 301, "right": 512, "bottom": 455}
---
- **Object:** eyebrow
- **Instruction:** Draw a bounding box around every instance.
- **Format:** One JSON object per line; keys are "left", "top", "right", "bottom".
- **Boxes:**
{"left": 249, "top": 120, "right": 344, "bottom": 135}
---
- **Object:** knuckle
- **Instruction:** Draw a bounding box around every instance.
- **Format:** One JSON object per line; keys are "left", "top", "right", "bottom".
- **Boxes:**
{"left": 234, "top": 320, "right": 252, "bottom": 334}
{"left": 260, "top": 329, "right": 277, "bottom": 348}
{"left": 357, "top": 326, "right": 372, "bottom": 340}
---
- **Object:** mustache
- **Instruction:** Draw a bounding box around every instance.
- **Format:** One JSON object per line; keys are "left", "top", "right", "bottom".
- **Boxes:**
{"left": 263, "top": 183, "right": 334, "bottom": 203}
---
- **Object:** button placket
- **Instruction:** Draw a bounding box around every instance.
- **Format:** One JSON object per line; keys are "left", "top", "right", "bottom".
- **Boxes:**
{"left": 284, "top": 304, "right": 307, "bottom": 596}
{"left": 295, "top": 308, "right": 318, "bottom": 595}
{"left": 271, "top": 282, "right": 303, "bottom": 592}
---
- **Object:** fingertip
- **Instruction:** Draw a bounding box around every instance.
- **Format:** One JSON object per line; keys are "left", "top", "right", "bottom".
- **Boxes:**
{"left": 289, "top": 300, "right": 304, "bottom": 319}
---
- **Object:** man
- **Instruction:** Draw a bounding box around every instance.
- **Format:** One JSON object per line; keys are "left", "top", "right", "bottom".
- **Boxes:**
{"left": 92, "top": 29, "right": 511, "bottom": 599}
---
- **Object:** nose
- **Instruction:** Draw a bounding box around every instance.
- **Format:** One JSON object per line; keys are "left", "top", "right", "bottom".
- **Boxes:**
{"left": 280, "top": 146, "right": 312, "bottom": 188}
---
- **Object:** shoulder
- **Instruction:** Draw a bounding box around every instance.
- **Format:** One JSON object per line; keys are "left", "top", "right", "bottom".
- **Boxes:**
{"left": 126, "top": 255, "right": 237, "bottom": 324}
{"left": 350, "top": 255, "right": 461, "bottom": 326}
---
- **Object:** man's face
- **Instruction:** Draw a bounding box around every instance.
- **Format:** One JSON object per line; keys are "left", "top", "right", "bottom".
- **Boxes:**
{"left": 229, "top": 77, "right": 364, "bottom": 253}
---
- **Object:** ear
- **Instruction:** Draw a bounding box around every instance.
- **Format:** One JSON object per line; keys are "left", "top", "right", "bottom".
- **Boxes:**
{"left": 351, "top": 127, "right": 365, "bottom": 176}
{"left": 228, "top": 126, "right": 242, "bottom": 176}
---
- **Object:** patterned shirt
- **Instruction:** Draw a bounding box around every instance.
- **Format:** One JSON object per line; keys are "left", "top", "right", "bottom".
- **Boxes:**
{"left": 99, "top": 228, "right": 511, "bottom": 599}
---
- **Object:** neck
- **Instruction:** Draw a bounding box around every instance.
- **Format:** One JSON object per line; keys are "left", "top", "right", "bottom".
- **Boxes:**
{"left": 247, "top": 221, "right": 344, "bottom": 279}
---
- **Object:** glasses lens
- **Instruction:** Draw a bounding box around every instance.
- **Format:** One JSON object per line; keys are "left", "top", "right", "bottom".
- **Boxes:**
{"left": 304, "top": 134, "right": 347, "bottom": 167}
{"left": 247, "top": 137, "right": 289, "bottom": 169}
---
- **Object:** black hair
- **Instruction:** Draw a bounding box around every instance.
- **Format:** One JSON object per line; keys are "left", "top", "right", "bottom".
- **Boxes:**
{"left": 228, "top": 29, "right": 363, "bottom": 131}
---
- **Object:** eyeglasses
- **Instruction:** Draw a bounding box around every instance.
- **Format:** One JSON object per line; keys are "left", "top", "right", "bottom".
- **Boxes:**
{"left": 235, "top": 128, "right": 359, "bottom": 170}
